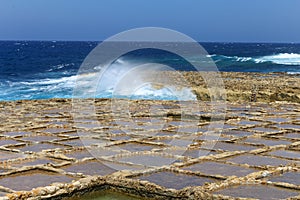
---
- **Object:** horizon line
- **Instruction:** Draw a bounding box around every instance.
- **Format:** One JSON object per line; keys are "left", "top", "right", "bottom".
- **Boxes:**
{"left": 0, "top": 39, "right": 299, "bottom": 44}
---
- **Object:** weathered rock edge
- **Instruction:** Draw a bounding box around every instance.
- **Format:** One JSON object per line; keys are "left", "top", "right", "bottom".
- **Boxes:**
{"left": 2, "top": 175, "right": 239, "bottom": 200}
{"left": 4, "top": 165, "right": 299, "bottom": 200}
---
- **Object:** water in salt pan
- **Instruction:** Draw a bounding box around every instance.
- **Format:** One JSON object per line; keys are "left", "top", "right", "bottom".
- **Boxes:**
{"left": 214, "top": 185, "right": 299, "bottom": 200}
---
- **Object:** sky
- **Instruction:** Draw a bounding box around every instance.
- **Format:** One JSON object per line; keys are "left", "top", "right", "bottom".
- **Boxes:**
{"left": 0, "top": 0, "right": 300, "bottom": 42}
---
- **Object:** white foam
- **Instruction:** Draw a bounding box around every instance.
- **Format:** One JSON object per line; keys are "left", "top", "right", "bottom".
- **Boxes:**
{"left": 47, "top": 63, "right": 75, "bottom": 71}
{"left": 210, "top": 53, "right": 300, "bottom": 65}
{"left": 114, "top": 83, "right": 196, "bottom": 100}
{"left": 287, "top": 72, "right": 300, "bottom": 75}
{"left": 234, "top": 56, "right": 252, "bottom": 62}
{"left": 91, "top": 58, "right": 196, "bottom": 100}
{"left": 255, "top": 53, "right": 300, "bottom": 65}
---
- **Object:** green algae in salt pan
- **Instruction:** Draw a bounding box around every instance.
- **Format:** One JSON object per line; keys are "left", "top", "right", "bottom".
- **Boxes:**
{"left": 68, "top": 190, "right": 145, "bottom": 200}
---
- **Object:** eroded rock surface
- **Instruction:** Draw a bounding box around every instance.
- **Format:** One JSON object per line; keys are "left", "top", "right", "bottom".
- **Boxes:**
{"left": 0, "top": 72, "right": 299, "bottom": 200}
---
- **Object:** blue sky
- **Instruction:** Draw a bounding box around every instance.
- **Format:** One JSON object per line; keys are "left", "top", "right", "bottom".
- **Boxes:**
{"left": 0, "top": 0, "right": 299, "bottom": 42}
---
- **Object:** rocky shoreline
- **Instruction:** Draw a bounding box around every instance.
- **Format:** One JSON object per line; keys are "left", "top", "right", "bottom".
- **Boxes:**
{"left": 186, "top": 72, "right": 300, "bottom": 103}
{"left": 0, "top": 72, "right": 299, "bottom": 200}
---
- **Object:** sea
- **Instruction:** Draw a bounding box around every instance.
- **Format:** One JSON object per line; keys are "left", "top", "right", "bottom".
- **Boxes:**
{"left": 0, "top": 41, "right": 299, "bottom": 101}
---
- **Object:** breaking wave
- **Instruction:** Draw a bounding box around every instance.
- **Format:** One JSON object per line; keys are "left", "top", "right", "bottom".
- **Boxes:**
{"left": 254, "top": 53, "right": 300, "bottom": 65}
{"left": 211, "top": 53, "right": 300, "bottom": 66}
{"left": 0, "top": 58, "right": 197, "bottom": 101}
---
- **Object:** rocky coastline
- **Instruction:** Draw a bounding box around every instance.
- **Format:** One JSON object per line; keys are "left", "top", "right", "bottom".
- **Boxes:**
{"left": 0, "top": 72, "right": 299, "bottom": 200}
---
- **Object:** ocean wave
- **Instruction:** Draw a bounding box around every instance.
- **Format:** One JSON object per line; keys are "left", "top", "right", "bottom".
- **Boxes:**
{"left": 0, "top": 58, "right": 197, "bottom": 101}
{"left": 47, "top": 63, "right": 75, "bottom": 72}
{"left": 88, "top": 58, "right": 197, "bottom": 100}
{"left": 254, "top": 53, "right": 300, "bottom": 65}
{"left": 287, "top": 71, "right": 300, "bottom": 75}
{"left": 210, "top": 53, "right": 300, "bottom": 66}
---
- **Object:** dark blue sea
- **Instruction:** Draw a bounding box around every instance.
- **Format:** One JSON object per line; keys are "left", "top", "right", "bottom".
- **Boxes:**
{"left": 0, "top": 41, "right": 299, "bottom": 101}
